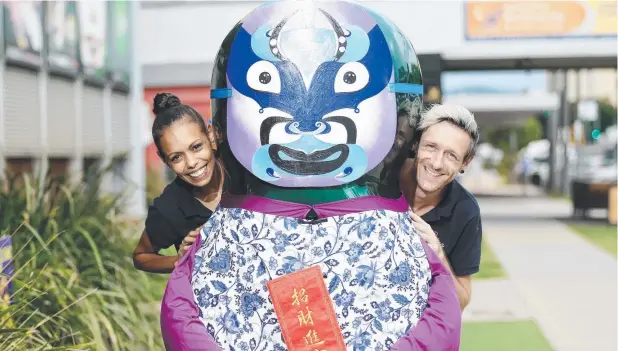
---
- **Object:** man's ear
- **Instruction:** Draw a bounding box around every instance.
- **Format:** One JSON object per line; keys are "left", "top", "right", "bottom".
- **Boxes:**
{"left": 462, "top": 154, "right": 475, "bottom": 170}
{"left": 464, "top": 152, "right": 475, "bottom": 166}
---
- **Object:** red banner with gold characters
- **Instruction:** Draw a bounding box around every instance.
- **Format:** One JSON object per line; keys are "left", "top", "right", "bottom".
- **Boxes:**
{"left": 267, "top": 265, "right": 345, "bottom": 351}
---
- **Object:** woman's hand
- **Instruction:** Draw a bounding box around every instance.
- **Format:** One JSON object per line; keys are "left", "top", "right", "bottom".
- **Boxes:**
{"left": 175, "top": 227, "right": 202, "bottom": 266}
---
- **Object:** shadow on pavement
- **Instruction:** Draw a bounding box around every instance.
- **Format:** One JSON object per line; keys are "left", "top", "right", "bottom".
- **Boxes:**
{"left": 556, "top": 216, "right": 613, "bottom": 226}
{"left": 473, "top": 193, "right": 547, "bottom": 199}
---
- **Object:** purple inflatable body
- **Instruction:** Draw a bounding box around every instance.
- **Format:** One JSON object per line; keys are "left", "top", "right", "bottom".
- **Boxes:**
{"left": 161, "top": 196, "right": 462, "bottom": 350}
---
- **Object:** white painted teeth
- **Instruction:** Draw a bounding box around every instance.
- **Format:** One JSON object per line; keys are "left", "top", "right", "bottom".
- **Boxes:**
{"left": 426, "top": 168, "right": 440, "bottom": 177}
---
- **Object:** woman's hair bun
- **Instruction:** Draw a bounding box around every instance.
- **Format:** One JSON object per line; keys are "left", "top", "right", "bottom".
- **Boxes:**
{"left": 152, "top": 92, "right": 182, "bottom": 115}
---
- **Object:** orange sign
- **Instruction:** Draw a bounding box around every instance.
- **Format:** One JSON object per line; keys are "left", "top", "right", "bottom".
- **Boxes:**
{"left": 266, "top": 266, "right": 345, "bottom": 351}
{"left": 466, "top": 1, "right": 617, "bottom": 39}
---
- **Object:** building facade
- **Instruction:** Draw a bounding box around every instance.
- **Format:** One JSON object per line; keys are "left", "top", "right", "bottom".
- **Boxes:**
{"left": 564, "top": 69, "right": 617, "bottom": 106}
{"left": 0, "top": 1, "right": 146, "bottom": 217}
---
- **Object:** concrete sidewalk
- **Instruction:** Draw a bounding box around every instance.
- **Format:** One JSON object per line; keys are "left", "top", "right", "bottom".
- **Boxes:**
{"left": 463, "top": 278, "right": 533, "bottom": 322}
{"left": 480, "top": 196, "right": 617, "bottom": 351}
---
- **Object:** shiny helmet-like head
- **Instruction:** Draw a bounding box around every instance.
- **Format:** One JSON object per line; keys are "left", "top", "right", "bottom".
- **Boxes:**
{"left": 211, "top": 0, "right": 423, "bottom": 198}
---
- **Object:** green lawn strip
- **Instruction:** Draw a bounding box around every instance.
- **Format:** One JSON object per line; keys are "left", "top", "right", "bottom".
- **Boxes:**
{"left": 461, "top": 320, "right": 554, "bottom": 351}
{"left": 568, "top": 224, "right": 617, "bottom": 258}
{"left": 475, "top": 238, "right": 506, "bottom": 279}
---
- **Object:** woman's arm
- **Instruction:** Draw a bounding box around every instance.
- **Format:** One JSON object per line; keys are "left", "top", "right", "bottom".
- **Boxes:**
{"left": 133, "top": 230, "right": 178, "bottom": 274}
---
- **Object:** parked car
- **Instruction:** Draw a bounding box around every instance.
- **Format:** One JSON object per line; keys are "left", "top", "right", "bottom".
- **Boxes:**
{"left": 571, "top": 139, "right": 617, "bottom": 219}
{"left": 512, "top": 139, "right": 576, "bottom": 188}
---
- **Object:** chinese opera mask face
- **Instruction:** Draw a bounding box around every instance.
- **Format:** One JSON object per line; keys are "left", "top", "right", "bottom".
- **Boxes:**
{"left": 212, "top": 0, "right": 423, "bottom": 189}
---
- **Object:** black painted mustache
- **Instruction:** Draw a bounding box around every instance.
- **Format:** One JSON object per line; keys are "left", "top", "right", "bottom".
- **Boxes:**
{"left": 268, "top": 144, "right": 349, "bottom": 175}
{"left": 258, "top": 115, "right": 357, "bottom": 145}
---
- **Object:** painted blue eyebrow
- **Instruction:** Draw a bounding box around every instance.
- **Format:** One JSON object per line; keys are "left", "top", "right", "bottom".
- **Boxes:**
{"left": 209, "top": 83, "right": 423, "bottom": 100}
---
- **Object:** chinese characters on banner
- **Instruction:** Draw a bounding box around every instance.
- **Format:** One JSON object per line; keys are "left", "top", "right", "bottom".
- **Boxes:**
{"left": 267, "top": 265, "right": 345, "bottom": 351}
{"left": 293, "top": 288, "right": 324, "bottom": 349}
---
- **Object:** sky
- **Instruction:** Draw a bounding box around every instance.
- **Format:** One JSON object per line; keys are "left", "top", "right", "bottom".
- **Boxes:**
{"left": 442, "top": 70, "right": 548, "bottom": 95}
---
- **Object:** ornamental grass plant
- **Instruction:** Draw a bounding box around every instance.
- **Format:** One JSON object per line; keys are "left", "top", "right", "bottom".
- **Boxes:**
{"left": 0, "top": 164, "right": 167, "bottom": 350}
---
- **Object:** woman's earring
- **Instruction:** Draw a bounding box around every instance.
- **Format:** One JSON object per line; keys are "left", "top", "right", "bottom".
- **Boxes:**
{"left": 460, "top": 169, "right": 465, "bottom": 174}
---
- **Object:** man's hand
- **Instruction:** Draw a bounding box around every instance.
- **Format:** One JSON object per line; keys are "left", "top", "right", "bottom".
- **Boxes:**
{"left": 175, "top": 227, "right": 201, "bottom": 266}
{"left": 410, "top": 211, "right": 444, "bottom": 259}
{"left": 410, "top": 211, "right": 473, "bottom": 311}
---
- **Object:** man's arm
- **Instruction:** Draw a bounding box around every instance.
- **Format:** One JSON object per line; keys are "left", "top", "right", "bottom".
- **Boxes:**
{"left": 411, "top": 212, "right": 481, "bottom": 311}
{"left": 441, "top": 215, "right": 482, "bottom": 311}
{"left": 435, "top": 249, "right": 472, "bottom": 311}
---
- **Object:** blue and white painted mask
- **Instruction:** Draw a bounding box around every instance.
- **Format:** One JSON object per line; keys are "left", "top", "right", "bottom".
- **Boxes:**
{"left": 211, "top": 0, "right": 423, "bottom": 190}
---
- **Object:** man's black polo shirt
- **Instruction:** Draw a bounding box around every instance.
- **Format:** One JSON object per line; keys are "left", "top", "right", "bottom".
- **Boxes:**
{"left": 421, "top": 179, "right": 482, "bottom": 277}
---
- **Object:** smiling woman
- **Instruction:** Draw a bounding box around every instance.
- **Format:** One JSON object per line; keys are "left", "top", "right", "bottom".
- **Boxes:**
{"left": 132, "top": 92, "right": 226, "bottom": 274}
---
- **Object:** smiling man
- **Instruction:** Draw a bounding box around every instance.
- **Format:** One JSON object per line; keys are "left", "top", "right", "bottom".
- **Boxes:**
{"left": 400, "top": 103, "right": 482, "bottom": 311}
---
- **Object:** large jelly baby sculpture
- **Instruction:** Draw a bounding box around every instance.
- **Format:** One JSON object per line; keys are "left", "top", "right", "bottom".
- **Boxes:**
{"left": 160, "top": 1, "right": 462, "bottom": 350}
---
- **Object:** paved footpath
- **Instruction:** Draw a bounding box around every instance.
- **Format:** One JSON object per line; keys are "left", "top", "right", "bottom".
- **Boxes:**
{"left": 463, "top": 278, "right": 533, "bottom": 323}
{"left": 477, "top": 196, "right": 617, "bottom": 351}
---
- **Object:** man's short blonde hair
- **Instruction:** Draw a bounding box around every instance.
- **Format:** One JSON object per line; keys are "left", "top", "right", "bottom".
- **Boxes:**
{"left": 417, "top": 103, "right": 479, "bottom": 160}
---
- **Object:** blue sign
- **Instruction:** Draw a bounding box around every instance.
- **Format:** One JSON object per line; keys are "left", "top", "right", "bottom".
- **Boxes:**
{"left": 0, "top": 235, "right": 13, "bottom": 305}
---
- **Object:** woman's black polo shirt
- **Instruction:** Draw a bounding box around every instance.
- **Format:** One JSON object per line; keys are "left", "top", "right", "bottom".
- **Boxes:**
{"left": 421, "top": 180, "right": 483, "bottom": 277}
{"left": 145, "top": 177, "right": 215, "bottom": 252}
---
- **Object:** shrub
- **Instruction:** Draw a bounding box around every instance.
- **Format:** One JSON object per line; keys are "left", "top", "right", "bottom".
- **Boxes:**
{"left": 146, "top": 169, "right": 165, "bottom": 209}
{"left": 0, "top": 165, "right": 167, "bottom": 350}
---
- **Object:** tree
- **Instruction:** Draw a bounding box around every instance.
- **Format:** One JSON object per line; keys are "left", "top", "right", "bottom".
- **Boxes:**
{"left": 484, "top": 117, "right": 543, "bottom": 152}
{"left": 483, "top": 117, "right": 543, "bottom": 177}
{"left": 598, "top": 99, "right": 617, "bottom": 132}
